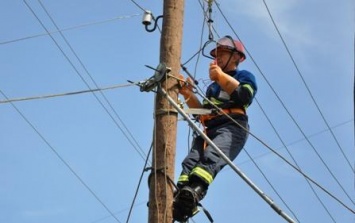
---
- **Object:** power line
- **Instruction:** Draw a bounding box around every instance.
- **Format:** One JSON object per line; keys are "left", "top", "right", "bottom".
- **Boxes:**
{"left": 179, "top": 1, "right": 353, "bottom": 219}
{"left": 24, "top": 0, "right": 147, "bottom": 163}
{"left": 262, "top": 0, "right": 353, "bottom": 174}
{"left": 254, "top": 98, "right": 336, "bottom": 222}
{"left": 243, "top": 149, "right": 300, "bottom": 222}
{"left": 0, "top": 14, "right": 141, "bottom": 45}
{"left": 90, "top": 201, "right": 147, "bottom": 223}
{"left": 6, "top": 0, "right": 350, "bottom": 221}
{"left": 19, "top": 2, "right": 152, "bottom": 222}
{"left": 238, "top": 119, "right": 354, "bottom": 166}
{"left": 163, "top": 87, "right": 297, "bottom": 223}
{"left": 261, "top": 0, "right": 354, "bottom": 207}
{"left": 180, "top": 3, "right": 299, "bottom": 217}
{"left": 0, "top": 89, "right": 123, "bottom": 223}
{"left": 0, "top": 82, "right": 135, "bottom": 104}
{"left": 125, "top": 142, "right": 153, "bottom": 223}
{"left": 353, "top": 7, "right": 355, "bottom": 194}
{"left": 128, "top": 0, "right": 146, "bottom": 12}
{"left": 181, "top": 4, "right": 301, "bottom": 220}
{"left": 28, "top": 2, "right": 156, "bottom": 222}
{"left": 193, "top": 84, "right": 355, "bottom": 215}
{"left": 214, "top": 0, "right": 354, "bottom": 211}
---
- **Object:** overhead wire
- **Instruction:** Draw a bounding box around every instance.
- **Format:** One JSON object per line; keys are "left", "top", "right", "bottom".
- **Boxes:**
{"left": 255, "top": 98, "right": 336, "bottom": 222}
{"left": 181, "top": 2, "right": 301, "bottom": 219}
{"left": 353, "top": 13, "right": 355, "bottom": 190}
{"left": 90, "top": 201, "right": 147, "bottom": 223}
{"left": 243, "top": 148, "right": 300, "bottom": 222}
{"left": 5, "top": 1, "right": 196, "bottom": 222}
{"left": 118, "top": 0, "right": 354, "bottom": 221}
{"left": 214, "top": 0, "right": 354, "bottom": 212}
{"left": 260, "top": 0, "right": 354, "bottom": 206}
{"left": 262, "top": 0, "right": 353, "bottom": 173}
{"left": 136, "top": 0, "right": 354, "bottom": 220}
{"left": 177, "top": 65, "right": 355, "bottom": 216}
{"left": 181, "top": 0, "right": 218, "bottom": 90}
{"left": 22, "top": 1, "right": 154, "bottom": 222}
{"left": 24, "top": 0, "right": 147, "bottom": 163}
{"left": 179, "top": 0, "right": 213, "bottom": 87}
{"left": 128, "top": 0, "right": 146, "bottom": 12}
{"left": 1, "top": 1, "right": 307, "bottom": 223}
{"left": 76, "top": 0, "right": 354, "bottom": 221}
{"left": 4, "top": 0, "right": 350, "bottom": 220}
{"left": 195, "top": 0, "right": 221, "bottom": 76}
{"left": 191, "top": 75, "right": 355, "bottom": 214}
{"left": 239, "top": 119, "right": 354, "bottom": 167}
{"left": 261, "top": 1, "right": 355, "bottom": 214}
{"left": 180, "top": 1, "right": 217, "bottom": 69}
{"left": 125, "top": 142, "right": 153, "bottom": 223}
{"left": 177, "top": 0, "right": 354, "bottom": 216}
{"left": 0, "top": 89, "right": 123, "bottom": 223}
{"left": 352, "top": 0, "right": 355, "bottom": 191}
{"left": 127, "top": 0, "right": 162, "bottom": 33}
{"left": 0, "top": 13, "right": 141, "bottom": 45}
{"left": 192, "top": 0, "right": 208, "bottom": 80}
{"left": 0, "top": 82, "right": 235, "bottom": 223}
{"left": 179, "top": 1, "right": 300, "bottom": 220}
{"left": 0, "top": 82, "right": 136, "bottom": 104}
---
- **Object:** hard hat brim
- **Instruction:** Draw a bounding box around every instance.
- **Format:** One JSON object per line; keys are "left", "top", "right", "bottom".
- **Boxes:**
{"left": 210, "top": 46, "right": 246, "bottom": 61}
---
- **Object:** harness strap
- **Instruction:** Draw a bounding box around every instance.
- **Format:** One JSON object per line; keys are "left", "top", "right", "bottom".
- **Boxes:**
{"left": 199, "top": 116, "right": 208, "bottom": 150}
{"left": 199, "top": 107, "right": 245, "bottom": 124}
{"left": 198, "top": 108, "right": 244, "bottom": 150}
{"left": 197, "top": 203, "right": 214, "bottom": 222}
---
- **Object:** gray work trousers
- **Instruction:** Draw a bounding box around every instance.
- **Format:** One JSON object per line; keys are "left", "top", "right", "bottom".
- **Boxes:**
{"left": 180, "top": 114, "right": 249, "bottom": 185}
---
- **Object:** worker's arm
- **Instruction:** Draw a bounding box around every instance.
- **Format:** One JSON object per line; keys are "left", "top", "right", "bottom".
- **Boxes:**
{"left": 178, "top": 76, "right": 203, "bottom": 108}
{"left": 209, "top": 62, "right": 256, "bottom": 106}
{"left": 209, "top": 62, "right": 240, "bottom": 94}
{"left": 182, "top": 92, "right": 202, "bottom": 108}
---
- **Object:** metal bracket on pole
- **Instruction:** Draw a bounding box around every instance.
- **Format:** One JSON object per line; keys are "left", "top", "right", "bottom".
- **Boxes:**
{"left": 158, "top": 86, "right": 297, "bottom": 223}
{"left": 128, "top": 63, "right": 171, "bottom": 93}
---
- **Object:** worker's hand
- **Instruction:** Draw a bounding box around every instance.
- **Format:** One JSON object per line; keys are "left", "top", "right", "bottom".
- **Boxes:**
{"left": 209, "top": 61, "right": 223, "bottom": 81}
{"left": 177, "top": 74, "right": 194, "bottom": 97}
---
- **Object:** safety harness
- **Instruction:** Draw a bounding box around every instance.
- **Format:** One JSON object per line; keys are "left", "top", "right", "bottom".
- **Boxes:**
{"left": 184, "top": 107, "right": 245, "bottom": 149}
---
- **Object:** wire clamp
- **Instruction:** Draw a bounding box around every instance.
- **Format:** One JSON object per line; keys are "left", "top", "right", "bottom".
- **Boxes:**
{"left": 127, "top": 63, "right": 171, "bottom": 92}
{"left": 141, "top": 63, "right": 171, "bottom": 92}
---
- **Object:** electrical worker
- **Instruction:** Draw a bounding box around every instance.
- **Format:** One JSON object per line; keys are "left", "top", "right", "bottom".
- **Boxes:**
{"left": 173, "top": 36, "right": 258, "bottom": 222}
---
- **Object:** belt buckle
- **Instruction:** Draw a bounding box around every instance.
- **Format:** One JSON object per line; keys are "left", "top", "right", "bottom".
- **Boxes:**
{"left": 210, "top": 108, "right": 219, "bottom": 115}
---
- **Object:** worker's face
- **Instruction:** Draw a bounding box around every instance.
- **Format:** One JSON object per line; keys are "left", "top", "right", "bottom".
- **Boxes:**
{"left": 215, "top": 49, "right": 241, "bottom": 71}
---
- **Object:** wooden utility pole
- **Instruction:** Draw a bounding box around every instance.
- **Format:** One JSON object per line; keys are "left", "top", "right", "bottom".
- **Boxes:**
{"left": 148, "top": 1, "right": 184, "bottom": 223}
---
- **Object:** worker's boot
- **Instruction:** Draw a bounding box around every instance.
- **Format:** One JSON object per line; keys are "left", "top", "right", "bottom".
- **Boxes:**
{"left": 173, "top": 182, "right": 190, "bottom": 222}
{"left": 173, "top": 182, "right": 207, "bottom": 221}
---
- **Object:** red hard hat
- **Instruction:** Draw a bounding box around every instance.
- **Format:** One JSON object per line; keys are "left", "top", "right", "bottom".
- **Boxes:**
{"left": 210, "top": 36, "right": 246, "bottom": 62}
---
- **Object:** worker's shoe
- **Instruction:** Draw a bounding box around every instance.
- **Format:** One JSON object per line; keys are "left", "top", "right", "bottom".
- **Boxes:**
{"left": 189, "top": 182, "right": 207, "bottom": 201}
{"left": 173, "top": 183, "right": 206, "bottom": 222}
{"left": 173, "top": 200, "right": 189, "bottom": 222}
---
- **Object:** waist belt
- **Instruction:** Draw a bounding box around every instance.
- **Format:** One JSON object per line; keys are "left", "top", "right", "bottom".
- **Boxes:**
{"left": 184, "top": 107, "right": 245, "bottom": 150}
{"left": 184, "top": 108, "right": 245, "bottom": 124}
{"left": 200, "top": 108, "right": 245, "bottom": 123}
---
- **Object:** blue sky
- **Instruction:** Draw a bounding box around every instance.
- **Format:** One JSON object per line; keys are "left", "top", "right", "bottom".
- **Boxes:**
{"left": 0, "top": 0, "right": 354, "bottom": 223}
